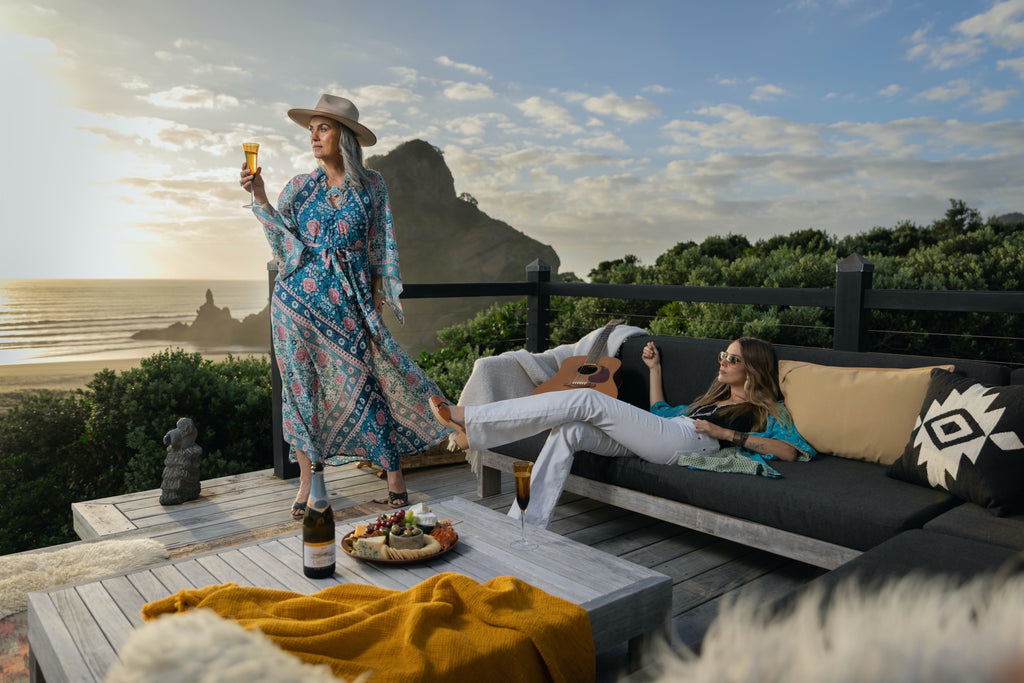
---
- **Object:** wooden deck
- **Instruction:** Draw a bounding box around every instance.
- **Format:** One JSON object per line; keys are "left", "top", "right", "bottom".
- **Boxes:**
{"left": 70, "top": 459, "right": 826, "bottom": 680}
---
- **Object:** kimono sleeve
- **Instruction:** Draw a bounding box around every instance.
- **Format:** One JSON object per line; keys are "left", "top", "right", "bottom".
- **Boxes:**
{"left": 749, "top": 404, "right": 816, "bottom": 461}
{"left": 252, "top": 175, "right": 307, "bottom": 280}
{"left": 365, "top": 170, "right": 405, "bottom": 324}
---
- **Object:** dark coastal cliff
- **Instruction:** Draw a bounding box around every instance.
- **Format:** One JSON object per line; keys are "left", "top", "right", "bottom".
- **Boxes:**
{"left": 369, "top": 139, "right": 560, "bottom": 284}
{"left": 134, "top": 140, "right": 561, "bottom": 354}
{"left": 367, "top": 139, "right": 561, "bottom": 351}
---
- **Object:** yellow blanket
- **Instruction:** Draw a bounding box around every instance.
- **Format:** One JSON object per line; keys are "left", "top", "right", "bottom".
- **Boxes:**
{"left": 141, "top": 572, "right": 594, "bottom": 683}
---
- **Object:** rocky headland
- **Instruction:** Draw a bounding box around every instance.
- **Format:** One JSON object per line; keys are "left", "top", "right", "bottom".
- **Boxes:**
{"left": 132, "top": 289, "right": 270, "bottom": 348}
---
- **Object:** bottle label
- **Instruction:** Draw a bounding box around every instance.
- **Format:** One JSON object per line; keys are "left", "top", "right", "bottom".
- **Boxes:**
{"left": 304, "top": 540, "right": 335, "bottom": 569}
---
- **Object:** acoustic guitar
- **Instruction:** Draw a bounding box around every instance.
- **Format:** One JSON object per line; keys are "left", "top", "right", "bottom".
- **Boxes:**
{"left": 532, "top": 319, "right": 625, "bottom": 397}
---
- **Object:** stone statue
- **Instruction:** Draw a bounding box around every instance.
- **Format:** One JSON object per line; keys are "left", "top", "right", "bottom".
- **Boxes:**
{"left": 159, "top": 417, "right": 202, "bottom": 505}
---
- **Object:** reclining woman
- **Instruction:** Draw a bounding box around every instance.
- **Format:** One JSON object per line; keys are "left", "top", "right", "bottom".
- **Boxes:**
{"left": 430, "top": 336, "right": 815, "bottom": 528}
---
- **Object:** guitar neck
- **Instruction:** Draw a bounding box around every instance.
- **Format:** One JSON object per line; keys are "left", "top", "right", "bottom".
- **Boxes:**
{"left": 584, "top": 319, "right": 625, "bottom": 363}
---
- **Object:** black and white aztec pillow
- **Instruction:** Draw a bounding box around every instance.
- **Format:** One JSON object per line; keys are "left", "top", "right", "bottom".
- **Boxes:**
{"left": 888, "top": 369, "right": 1024, "bottom": 516}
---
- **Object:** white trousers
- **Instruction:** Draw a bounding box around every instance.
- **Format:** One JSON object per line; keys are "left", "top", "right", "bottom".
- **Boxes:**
{"left": 463, "top": 390, "right": 720, "bottom": 528}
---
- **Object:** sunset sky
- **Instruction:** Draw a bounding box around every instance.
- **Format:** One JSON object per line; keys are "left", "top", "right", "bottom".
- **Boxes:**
{"left": 2, "top": 0, "right": 1023, "bottom": 281}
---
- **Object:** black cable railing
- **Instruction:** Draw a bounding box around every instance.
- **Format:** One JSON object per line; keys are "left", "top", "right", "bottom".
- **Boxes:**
{"left": 267, "top": 254, "right": 1024, "bottom": 478}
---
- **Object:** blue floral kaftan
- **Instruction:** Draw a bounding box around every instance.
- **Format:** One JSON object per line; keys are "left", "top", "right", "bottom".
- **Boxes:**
{"left": 253, "top": 168, "right": 448, "bottom": 470}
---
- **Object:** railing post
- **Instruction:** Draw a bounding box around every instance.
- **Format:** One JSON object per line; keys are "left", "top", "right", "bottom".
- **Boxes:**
{"left": 834, "top": 253, "right": 874, "bottom": 352}
{"left": 526, "top": 259, "right": 551, "bottom": 353}
{"left": 267, "top": 261, "right": 298, "bottom": 480}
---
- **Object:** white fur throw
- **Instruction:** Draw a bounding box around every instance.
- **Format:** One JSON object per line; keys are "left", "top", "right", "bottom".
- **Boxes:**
{"left": 458, "top": 324, "right": 647, "bottom": 471}
{"left": 653, "top": 572, "right": 1024, "bottom": 682}
{"left": 105, "top": 609, "right": 343, "bottom": 683}
{"left": 0, "top": 538, "right": 168, "bottom": 618}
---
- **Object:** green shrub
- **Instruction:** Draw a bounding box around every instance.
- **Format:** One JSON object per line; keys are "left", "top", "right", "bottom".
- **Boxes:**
{"left": 85, "top": 350, "right": 273, "bottom": 493}
{"left": 0, "top": 351, "right": 274, "bottom": 554}
{"left": 0, "top": 391, "right": 91, "bottom": 554}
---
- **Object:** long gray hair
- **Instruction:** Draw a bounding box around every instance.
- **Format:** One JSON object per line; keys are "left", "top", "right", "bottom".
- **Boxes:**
{"left": 316, "top": 121, "right": 371, "bottom": 190}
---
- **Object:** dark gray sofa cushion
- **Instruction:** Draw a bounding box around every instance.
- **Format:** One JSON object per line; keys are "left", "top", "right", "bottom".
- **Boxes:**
{"left": 771, "top": 529, "right": 1024, "bottom": 616}
{"left": 491, "top": 437, "right": 960, "bottom": 551}
{"left": 806, "top": 529, "right": 1023, "bottom": 590}
{"left": 924, "top": 504, "right": 1024, "bottom": 550}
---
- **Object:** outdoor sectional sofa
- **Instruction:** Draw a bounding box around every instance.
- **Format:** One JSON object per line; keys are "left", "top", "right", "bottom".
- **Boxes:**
{"left": 475, "top": 335, "right": 1024, "bottom": 579}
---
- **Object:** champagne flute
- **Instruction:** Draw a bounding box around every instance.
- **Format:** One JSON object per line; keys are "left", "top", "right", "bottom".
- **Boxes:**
{"left": 241, "top": 142, "right": 259, "bottom": 208}
{"left": 510, "top": 460, "right": 538, "bottom": 550}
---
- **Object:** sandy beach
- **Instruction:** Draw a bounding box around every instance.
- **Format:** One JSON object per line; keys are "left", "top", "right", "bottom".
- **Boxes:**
{"left": 0, "top": 354, "right": 267, "bottom": 411}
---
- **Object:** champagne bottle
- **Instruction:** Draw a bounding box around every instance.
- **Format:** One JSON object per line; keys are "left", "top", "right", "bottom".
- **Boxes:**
{"left": 302, "top": 460, "right": 335, "bottom": 578}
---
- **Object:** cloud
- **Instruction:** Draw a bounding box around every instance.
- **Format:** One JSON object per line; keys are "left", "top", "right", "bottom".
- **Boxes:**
{"left": 915, "top": 78, "right": 971, "bottom": 102}
{"left": 435, "top": 56, "right": 491, "bottom": 78}
{"left": 139, "top": 86, "right": 239, "bottom": 110}
{"left": 661, "top": 105, "right": 1024, "bottom": 164}
{"left": 877, "top": 83, "right": 902, "bottom": 97}
{"left": 663, "top": 105, "right": 825, "bottom": 154}
{"left": 643, "top": 84, "right": 672, "bottom": 94}
{"left": 516, "top": 96, "right": 584, "bottom": 134}
{"left": 443, "top": 81, "right": 495, "bottom": 100}
{"left": 349, "top": 84, "right": 419, "bottom": 106}
{"left": 907, "top": 2, "right": 1024, "bottom": 71}
{"left": 445, "top": 113, "right": 508, "bottom": 139}
{"left": 172, "top": 38, "right": 204, "bottom": 50}
{"left": 581, "top": 93, "right": 660, "bottom": 123}
{"left": 75, "top": 112, "right": 216, "bottom": 151}
{"left": 972, "top": 86, "right": 1019, "bottom": 112}
{"left": 750, "top": 83, "right": 788, "bottom": 102}
{"left": 998, "top": 55, "right": 1024, "bottom": 78}
{"left": 955, "top": 0, "right": 1024, "bottom": 50}
{"left": 577, "top": 132, "right": 630, "bottom": 152}
{"left": 121, "top": 77, "right": 150, "bottom": 91}
{"left": 714, "top": 75, "right": 758, "bottom": 86}
{"left": 389, "top": 66, "right": 419, "bottom": 84}
{"left": 905, "top": 24, "right": 985, "bottom": 70}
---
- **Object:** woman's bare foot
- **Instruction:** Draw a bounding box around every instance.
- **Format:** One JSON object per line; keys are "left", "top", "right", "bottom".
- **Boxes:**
{"left": 428, "top": 396, "right": 468, "bottom": 450}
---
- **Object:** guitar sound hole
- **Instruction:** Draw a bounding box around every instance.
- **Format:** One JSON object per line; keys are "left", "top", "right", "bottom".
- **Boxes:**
{"left": 577, "top": 364, "right": 599, "bottom": 375}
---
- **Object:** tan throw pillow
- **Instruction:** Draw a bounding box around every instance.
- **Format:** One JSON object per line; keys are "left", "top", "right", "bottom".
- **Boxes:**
{"left": 778, "top": 360, "right": 955, "bottom": 465}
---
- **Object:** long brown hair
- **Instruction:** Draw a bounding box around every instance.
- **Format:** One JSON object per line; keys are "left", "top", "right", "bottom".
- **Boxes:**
{"left": 686, "top": 337, "right": 785, "bottom": 431}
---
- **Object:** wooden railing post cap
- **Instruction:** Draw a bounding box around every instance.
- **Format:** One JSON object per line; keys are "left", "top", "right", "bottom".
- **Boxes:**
{"left": 836, "top": 253, "right": 874, "bottom": 273}
{"left": 526, "top": 259, "right": 551, "bottom": 272}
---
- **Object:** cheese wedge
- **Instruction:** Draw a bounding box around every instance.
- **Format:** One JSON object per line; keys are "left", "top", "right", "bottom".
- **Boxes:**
{"left": 353, "top": 535, "right": 387, "bottom": 559}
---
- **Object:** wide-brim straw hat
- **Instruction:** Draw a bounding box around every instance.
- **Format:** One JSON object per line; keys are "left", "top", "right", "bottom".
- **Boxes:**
{"left": 287, "top": 94, "right": 377, "bottom": 147}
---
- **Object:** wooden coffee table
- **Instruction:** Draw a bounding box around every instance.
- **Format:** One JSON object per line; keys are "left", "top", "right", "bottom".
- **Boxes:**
{"left": 28, "top": 496, "right": 671, "bottom": 682}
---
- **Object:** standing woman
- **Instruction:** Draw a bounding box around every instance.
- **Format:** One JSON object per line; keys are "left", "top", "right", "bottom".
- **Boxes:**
{"left": 240, "top": 94, "right": 449, "bottom": 517}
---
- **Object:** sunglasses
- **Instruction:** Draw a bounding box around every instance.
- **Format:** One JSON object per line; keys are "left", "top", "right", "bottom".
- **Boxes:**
{"left": 718, "top": 351, "right": 744, "bottom": 365}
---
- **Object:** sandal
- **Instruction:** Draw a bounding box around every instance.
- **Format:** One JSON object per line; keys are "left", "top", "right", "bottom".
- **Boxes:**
{"left": 291, "top": 501, "right": 307, "bottom": 519}
{"left": 429, "top": 396, "right": 468, "bottom": 450}
{"left": 373, "top": 490, "right": 409, "bottom": 508}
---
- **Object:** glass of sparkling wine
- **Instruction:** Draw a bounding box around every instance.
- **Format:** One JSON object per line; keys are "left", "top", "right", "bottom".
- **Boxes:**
{"left": 241, "top": 142, "right": 259, "bottom": 208}
{"left": 511, "top": 460, "right": 537, "bottom": 550}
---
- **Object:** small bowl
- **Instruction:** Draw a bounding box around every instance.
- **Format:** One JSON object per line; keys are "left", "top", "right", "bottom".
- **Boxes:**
{"left": 388, "top": 526, "right": 424, "bottom": 550}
